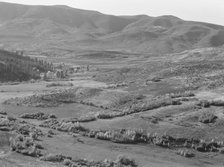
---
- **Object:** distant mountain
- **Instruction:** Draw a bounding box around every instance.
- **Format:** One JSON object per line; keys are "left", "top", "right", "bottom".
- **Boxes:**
{"left": 106, "top": 16, "right": 224, "bottom": 53}
{"left": 0, "top": 2, "right": 224, "bottom": 54}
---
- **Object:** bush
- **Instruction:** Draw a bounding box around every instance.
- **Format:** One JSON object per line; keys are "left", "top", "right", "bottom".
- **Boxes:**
{"left": 210, "top": 100, "right": 224, "bottom": 106}
{"left": 10, "top": 134, "right": 42, "bottom": 157}
{"left": 40, "top": 153, "right": 71, "bottom": 162}
{"left": 46, "top": 82, "right": 73, "bottom": 87}
{"left": 111, "top": 133, "right": 134, "bottom": 144}
{"left": 151, "top": 117, "right": 159, "bottom": 124}
{"left": 115, "top": 155, "right": 137, "bottom": 167}
{"left": 63, "top": 159, "right": 72, "bottom": 166}
{"left": 91, "top": 129, "right": 147, "bottom": 144}
{"left": 177, "top": 149, "right": 195, "bottom": 158}
{"left": 219, "top": 148, "right": 224, "bottom": 154}
{"left": 170, "top": 91, "right": 195, "bottom": 98}
{"left": 197, "top": 100, "right": 211, "bottom": 108}
{"left": 199, "top": 112, "right": 217, "bottom": 123}
{"left": 20, "top": 112, "right": 55, "bottom": 120}
{"left": 78, "top": 115, "right": 96, "bottom": 122}
{"left": 97, "top": 112, "right": 124, "bottom": 119}
{"left": 39, "top": 153, "right": 138, "bottom": 167}
{"left": 0, "top": 110, "right": 7, "bottom": 115}
{"left": 57, "top": 121, "right": 89, "bottom": 133}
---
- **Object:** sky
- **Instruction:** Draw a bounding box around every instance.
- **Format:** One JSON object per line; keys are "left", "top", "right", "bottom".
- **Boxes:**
{"left": 1, "top": 0, "right": 224, "bottom": 25}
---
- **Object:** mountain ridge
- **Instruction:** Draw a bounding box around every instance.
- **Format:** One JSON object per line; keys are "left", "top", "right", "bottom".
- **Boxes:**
{"left": 0, "top": 2, "right": 224, "bottom": 54}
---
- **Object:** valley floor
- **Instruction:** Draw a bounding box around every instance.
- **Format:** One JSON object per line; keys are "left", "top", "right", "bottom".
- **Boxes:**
{"left": 1, "top": 48, "right": 224, "bottom": 167}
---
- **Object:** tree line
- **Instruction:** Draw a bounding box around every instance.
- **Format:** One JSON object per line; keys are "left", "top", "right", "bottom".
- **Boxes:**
{"left": 0, "top": 49, "right": 53, "bottom": 82}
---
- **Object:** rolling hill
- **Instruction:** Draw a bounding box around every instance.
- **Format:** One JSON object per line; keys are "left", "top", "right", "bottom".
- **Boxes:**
{"left": 0, "top": 2, "right": 224, "bottom": 54}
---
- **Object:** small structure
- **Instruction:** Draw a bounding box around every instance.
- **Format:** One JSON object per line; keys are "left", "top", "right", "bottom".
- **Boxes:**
{"left": 46, "top": 71, "right": 55, "bottom": 79}
{"left": 40, "top": 73, "right": 47, "bottom": 80}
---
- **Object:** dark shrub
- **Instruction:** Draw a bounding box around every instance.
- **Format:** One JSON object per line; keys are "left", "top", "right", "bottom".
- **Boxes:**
{"left": 197, "top": 100, "right": 211, "bottom": 108}
{"left": 115, "top": 155, "right": 137, "bottom": 167}
{"left": 199, "top": 112, "right": 217, "bottom": 123}
{"left": 210, "top": 100, "right": 224, "bottom": 106}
